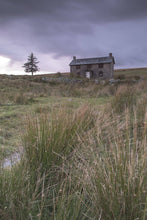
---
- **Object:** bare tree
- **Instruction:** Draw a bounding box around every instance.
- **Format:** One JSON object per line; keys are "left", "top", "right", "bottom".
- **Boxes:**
{"left": 23, "top": 53, "right": 39, "bottom": 76}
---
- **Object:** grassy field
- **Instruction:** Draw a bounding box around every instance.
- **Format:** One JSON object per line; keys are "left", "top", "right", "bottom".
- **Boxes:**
{"left": 0, "top": 69, "right": 147, "bottom": 219}
{"left": 114, "top": 67, "right": 147, "bottom": 80}
{"left": 0, "top": 73, "right": 115, "bottom": 158}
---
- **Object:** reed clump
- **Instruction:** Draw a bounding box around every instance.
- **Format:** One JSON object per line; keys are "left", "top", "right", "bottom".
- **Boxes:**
{"left": 23, "top": 106, "right": 95, "bottom": 173}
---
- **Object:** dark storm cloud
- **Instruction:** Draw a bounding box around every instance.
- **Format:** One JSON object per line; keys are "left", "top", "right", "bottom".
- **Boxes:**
{"left": 1, "top": 0, "right": 147, "bottom": 23}
{"left": 0, "top": 0, "right": 147, "bottom": 71}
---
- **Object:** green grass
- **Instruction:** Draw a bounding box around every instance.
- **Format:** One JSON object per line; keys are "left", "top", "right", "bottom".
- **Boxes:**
{"left": 0, "top": 94, "right": 109, "bottom": 158}
{"left": 0, "top": 93, "right": 146, "bottom": 219}
{"left": 0, "top": 73, "right": 115, "bottom": 159}
{"left": 0, "top": 72, "right": 146, "bottom": 219}
{"left": 0, "top": 70, "right": 146, "bottom": 157}
{"left": 114, "top": 67, "right": 147, "bottom": 80}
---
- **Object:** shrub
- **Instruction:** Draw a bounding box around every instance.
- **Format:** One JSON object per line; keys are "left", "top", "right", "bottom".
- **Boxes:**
{"left": 56, "top": 72, "right": 62, "bottom": 77}
{"left": 14, "top": 93, "right": 35, "bottom": 105}
{"left": 134, "top": 75, "right": 140, "bottom": 80}
{"left": 115, "top": 74, "right": 125, "bottom": 80}
{"left": 14, "top": 93, "right": 27, "bottom": 105}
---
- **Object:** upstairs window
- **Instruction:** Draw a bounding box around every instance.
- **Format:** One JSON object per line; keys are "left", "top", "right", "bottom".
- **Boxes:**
{"left": 99, "top": 71, "right": 103, "bottom": 77}
{"left": 99, "top": 63, "right": 103, "bottom": 68}
{"left": 76, "top": 65, "right": 80, "bottom": 70}
{"left": 87, "top": 64, "right": 92, "bottom": 69}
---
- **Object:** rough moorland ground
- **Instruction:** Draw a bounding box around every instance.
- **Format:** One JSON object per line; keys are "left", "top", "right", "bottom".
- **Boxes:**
{"left": 0, "top": 68, "right": 146, "bottom": 158}
{"left": 0, "top": 68, "right": 147, "bottom": 219}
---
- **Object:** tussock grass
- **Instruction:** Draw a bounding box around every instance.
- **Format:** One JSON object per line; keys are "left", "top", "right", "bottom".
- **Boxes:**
{"left": 14, "top": 92, "right": 35, "bottom": 105}
{"left": 23, "top": 106, "right": 95, "bottom": 172}
{"left": 111, "top": 85, "right": 137, "bottom": 113}
{"left": 0, "top": 78, "right": 147, "bottom": 219}
{"left": 64, "top": 109, "right": 147, "bottom": 220}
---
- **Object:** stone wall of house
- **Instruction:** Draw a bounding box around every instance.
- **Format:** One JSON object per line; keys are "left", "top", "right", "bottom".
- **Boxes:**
{"left": 70, "top": 63, "right": 114, "bottom": 79}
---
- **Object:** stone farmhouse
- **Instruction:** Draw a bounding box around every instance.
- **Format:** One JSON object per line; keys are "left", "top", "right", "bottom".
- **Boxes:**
{"left": 69, "top": 53, "right": 115, "bottom": 79}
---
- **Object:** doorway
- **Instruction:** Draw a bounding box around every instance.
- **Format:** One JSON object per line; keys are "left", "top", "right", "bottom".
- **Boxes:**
{"left": 85, "top": 71, "right": 91, "bottom": 79}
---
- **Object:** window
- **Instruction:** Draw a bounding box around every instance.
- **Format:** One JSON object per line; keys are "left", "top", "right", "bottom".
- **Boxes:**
{"left": 76, "top": 65, "right": 80, "bottom": 70}
{"left": 87, "top": 64, "right": 92, "bottom": 69}
{"left": 99, "top": 63, "right": 103, "bottom": 68}
{"left": 99, "top": 71, "right": 103, "bottom": 77}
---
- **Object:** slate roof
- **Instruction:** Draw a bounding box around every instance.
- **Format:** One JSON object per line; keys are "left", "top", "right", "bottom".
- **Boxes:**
{"left": 69, "top": 56, "right": 115, "bottom": 66}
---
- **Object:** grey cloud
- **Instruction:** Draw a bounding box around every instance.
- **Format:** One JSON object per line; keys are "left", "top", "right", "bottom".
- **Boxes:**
{"left": 1, "top": 0, "right": 147, "bottom": 23}
{"left": 0, "top": 0, "right": 147, "bottom": 71}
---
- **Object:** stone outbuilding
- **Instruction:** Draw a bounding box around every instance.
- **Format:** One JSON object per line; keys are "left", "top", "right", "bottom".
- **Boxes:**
{"left": 69, "top": 53, "right": 115, "bottom": 79}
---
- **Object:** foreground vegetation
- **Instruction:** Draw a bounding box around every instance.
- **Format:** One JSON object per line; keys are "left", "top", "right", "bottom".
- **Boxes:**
{"left": 0, "top": 70, "right": 147, "bottom": 219}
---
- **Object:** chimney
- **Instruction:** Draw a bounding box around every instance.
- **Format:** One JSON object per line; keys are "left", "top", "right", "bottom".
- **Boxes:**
{"left": 109, "top": 53, "right": 112, "bottom": 57}
{"left": 73, "top": 56, "right": 76, "bottom": 60}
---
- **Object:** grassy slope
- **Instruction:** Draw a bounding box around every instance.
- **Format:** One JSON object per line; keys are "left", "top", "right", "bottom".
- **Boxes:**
{"left": 114, "top": 67, "right": 147, "bottom": 79}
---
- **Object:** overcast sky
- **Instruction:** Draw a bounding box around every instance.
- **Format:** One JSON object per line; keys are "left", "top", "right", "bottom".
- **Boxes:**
{"left": 0, "top": 0, "right": 147, "bottom": 74}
